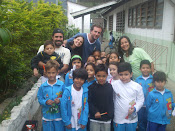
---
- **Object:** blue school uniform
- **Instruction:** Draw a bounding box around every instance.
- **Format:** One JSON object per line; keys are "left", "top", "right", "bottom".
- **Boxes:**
{"left": 37, "top": 80, "right": 64, "bottom": 131}
{"left": 146, "top": 88, "right": 175, "bottom": 125}
{"left": 135, "top": 75, "right": 153, "bottom": 131}
{"left": 60, "top": 85, "right": 89, "bottom": 131}
{"left": 83, "top": 79, "right": 96, "bottom": 89}
{"left": 65, "top": 72, "right": 74, "bottom": 87}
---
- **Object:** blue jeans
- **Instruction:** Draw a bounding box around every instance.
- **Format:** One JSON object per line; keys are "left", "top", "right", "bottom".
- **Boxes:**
{"left": 147, "top": 121, "right": 166, "bottom": 131}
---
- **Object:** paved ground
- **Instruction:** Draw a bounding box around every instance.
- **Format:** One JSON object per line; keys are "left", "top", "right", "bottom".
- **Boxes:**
{"left": 33, "top": 39, "right": 175, "bottom": 130}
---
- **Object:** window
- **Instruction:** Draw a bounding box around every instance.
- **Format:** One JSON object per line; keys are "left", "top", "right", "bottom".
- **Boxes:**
{"left": 116, "top": 11, "right": 125, "bottom": 32}
{"left": 128, "top": 0, "right": 164, "bottom": 28}
{"left": 109, "top": 15, "right": 113, "bottom": 31}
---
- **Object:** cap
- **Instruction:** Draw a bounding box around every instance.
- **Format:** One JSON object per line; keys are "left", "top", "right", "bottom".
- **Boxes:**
{"left": 52, "top": 28, "right": 64, "bottom": 36}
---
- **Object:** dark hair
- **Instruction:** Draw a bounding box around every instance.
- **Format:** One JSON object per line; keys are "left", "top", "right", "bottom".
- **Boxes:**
{"left": 95, "top": 64, "right": 108, "bottom": 74}
{"left": 73, "top": 68, "right": 88, "bottom": 81}
{"left": 44, "top": 40, "right": 54, "bottom": 49}
{"left": 118, "top": 36, "right": 134, "bottom": 58}
{"left": 140, "top": 60, "right": 151, "bottom": 69}
{"left": 69, "top": 55, "right": 84, "bottom": 70}
{"left": 109, "top": 61, "right": 119, "bottom": 68}
{"left": 87, "top": 55, "right": 96, "bottom": 62}
{"left": 90, "top": 24, "right": 103, "bottom": 32}
{"left": 68, "top": 35, "right": 84, "bottom": 46}
{"left": 153, "top": 71, "right": 167, "bottom": 83}
{"left": 85, "top": 62, "right": 96, "bottom": 71}
{"left": 45, "top": 60, "right": 59, "bottom": 71}
{"left": 110, "top": 31, "right": 113, "bottom": 35}
{"left": 118, "top": 62, "right": 132, "bottom": 74}
{"left": 52, "top": 28, "right": 64, "bottom": 36}
{"left": 92, "top": 50, "right": 101, "bottom": 55}
{"left": 106, "top": 52, "right": 121, "bottom": 66}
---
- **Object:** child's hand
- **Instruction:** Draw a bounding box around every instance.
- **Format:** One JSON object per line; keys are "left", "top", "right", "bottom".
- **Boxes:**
{"left": 33, "top": 68, "right": 39, "bottom": 76}
{"left": 54, "top": 98, "right": 60, "bottom": 104}
{"left": 80, "top": 125, "right": 86, "bottom": 129}
{"left": 66, "top": 124, "right": 72, "bottom": 129}
{"left": 95, "top": 112, "right": 101, "bottom": 118}
{"left": 128, "top": 107, "right": 135, "bottom": 115}
{"left": 46, "top": 100, "right": 54, "bottom": 105}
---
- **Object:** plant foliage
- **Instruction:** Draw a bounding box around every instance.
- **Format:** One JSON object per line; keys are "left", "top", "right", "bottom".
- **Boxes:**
{"left": 0, "top": 0, "right": 67, "bottom": 100}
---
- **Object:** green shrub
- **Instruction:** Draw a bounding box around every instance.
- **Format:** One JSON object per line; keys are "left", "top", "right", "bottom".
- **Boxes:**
{"left": 0, "top": 0, "right": 68, "bottom": 98}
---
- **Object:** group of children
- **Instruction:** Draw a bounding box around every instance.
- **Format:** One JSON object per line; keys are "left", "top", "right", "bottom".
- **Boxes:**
{"left": 34, "top": 43, "right": 175, "bottom": 131}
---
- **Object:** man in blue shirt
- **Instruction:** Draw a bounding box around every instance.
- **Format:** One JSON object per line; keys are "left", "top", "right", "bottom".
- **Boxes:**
{"left": 64, "top": 24, "right": 103, "bottom": 63}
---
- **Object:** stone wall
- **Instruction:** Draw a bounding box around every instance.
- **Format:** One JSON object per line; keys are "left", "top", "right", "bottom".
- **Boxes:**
{"left": 0, "top": 78, "right": 42, "bottom": 131}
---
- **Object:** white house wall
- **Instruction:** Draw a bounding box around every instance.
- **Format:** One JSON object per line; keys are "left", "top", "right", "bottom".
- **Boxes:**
{"left": 67, "top": 2, "right": 90, "bottom": 33}
{"left": 104, "top": 0, "right": 175, "bottom": 81}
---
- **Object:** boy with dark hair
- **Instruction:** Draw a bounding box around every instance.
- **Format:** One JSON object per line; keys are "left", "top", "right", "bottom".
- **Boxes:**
{"left": 88, "top": 64, "right": 114, "bottom": 131}
{"left": 135, "top": 60, "right": 153, "bottom": 131}
{"left": 61, "top": 68, "right": 89, "bottom": 131}
{"left": 146, "top": 71, "right": 175, "bottom": 131}
{"left": 37, "top": 60, "right": 65, "bottom": 131}
{"left": 111, "top": 62, "right": 144, "bottom": 131}
{"left": 31, "top": 40, "right": 63, "bottom": 83}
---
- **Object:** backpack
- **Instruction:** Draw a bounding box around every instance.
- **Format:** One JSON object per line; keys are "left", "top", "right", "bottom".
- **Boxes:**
{"left": 112, "top": 36, "right": 115, "bottom": 42}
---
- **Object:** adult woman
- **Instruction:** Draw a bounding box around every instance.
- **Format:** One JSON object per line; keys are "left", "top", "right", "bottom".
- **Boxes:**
{"left": 118, "top": 36, "right": 154, "bottom": 80}
{"left": 65, "top": 35, "right": 84, "bottom": 57}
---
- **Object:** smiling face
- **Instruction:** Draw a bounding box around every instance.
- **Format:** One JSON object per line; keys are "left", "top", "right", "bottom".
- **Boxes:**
{"left": 86, "top": 65, "right": 95, "bottom": 79}
{"left": 52, "top": 33, "right": 64, "bottom": 47}
{"left": 73, "top": 78, "right": 85, "bottom": 90}
{"left": 87, "top": 56, "right": 96, "bottom": 64}
{"left": 93, "top": 51, "right": 101, "bottom": 60}
{"left": 120, "top": 38, "right": 130, "bottom": 52}
{"left": 119, "top": 71, "right": 132, "bottom": 83}
{"left": 90, "top": 27, "right": 102, "bottom": 41}
{"left": 72, "top": 59, "right": 82, "bottom": 69}
{"left": 109, "top": 64, "right": 118, "bottom": 79}
{"left": 140, "top": 64, "right": 151, "bottom": 77}
{"left": 109, "top": 53, "right": 120, "bottom": 63}
{"left": 44, "top": 44, "right": 55, "bottom": 55}
{"left": 73, "top": 36, "right": 84, "bottom": 47}
{"left": 95, "top": 71, "right": 107, "bottom": 85}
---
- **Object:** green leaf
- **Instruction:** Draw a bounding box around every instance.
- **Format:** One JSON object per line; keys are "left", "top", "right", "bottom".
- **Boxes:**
{"left": 0, "top": 28, "right": 12, "bottom": 45}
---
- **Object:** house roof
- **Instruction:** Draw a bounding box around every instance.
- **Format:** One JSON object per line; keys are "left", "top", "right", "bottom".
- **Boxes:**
{"left": 71, "top": 0, "right": 125, "bottom": 19}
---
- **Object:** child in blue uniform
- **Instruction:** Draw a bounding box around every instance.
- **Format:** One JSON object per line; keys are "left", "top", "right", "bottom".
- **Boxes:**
{"left": 135, "top": 60, "right": 153, "bottom": 131}
{"left": 37, "top": 60, "right": 64, "bottom": 131}
{"left": 61, "top": 68, "right": 89, "bottom": 131}
{"left": 64, "top": 55, "right": 84, "bottom": 87}
{"left": 146, "top": 71, "right": 175, "bottom": 131}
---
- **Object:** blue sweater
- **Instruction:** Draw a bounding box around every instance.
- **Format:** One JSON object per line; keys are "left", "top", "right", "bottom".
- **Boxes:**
{"left": 60, "top": 85, "right": 89, "bottom": 126}
{"left": 146, "top": 88, "right": 175, "bottom": 124}
{"left": 67, "top": 33, "right": 101, "bottom": 63}
{"left": 37, "top": 80, "right": 64, "bottom": 120}
{"left": 83, "top": 79, "right": 96, "bottom": 89}
{"left": 135, "top": 75, "right": 153, "bottom": 105}
{"left": 64, "top": 72, "right": 73, "bottom": 87}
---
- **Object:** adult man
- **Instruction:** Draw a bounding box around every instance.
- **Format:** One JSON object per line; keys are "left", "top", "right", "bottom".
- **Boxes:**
{"left": 38, "top": 28, "right": 71, "bottom": 75}
{"left": 64, "top": 24, "right": 103, "bottom": 63}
